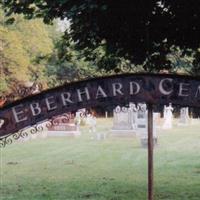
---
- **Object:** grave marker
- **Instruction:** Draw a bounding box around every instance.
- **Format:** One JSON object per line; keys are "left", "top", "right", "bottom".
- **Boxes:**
{"left": 162, "top": 104, "right": 174, "bottom": 129}
{"left": 111, "top": 106, "right": 135, "bottom": 136}
{"left": 47, "top": 113, "right": 80, "bottom": 137}
{"left": 179, "top": 107, "right": 190, "bottom": 125}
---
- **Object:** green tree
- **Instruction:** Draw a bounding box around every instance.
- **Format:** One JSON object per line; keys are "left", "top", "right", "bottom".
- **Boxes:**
{"left": 45, "top": 35, "right": 103, "bottom": 87}
{"left": 0, "top": 9, "right": 54, "bottom": 95}
{"left": 2, "top": 0, "right": 200, "bottom": 73}
{"left": 0, "top": 25, "right": 30, "bottom": 94}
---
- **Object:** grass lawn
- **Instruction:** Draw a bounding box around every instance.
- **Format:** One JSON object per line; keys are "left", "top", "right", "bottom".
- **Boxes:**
{"left": 0, "top": 118, "right": 200, "bottom": 200}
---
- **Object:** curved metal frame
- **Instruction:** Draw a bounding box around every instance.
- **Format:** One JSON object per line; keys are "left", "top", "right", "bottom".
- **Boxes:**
{"left": 1, "top": 73, "right": 200, "bottom": 147}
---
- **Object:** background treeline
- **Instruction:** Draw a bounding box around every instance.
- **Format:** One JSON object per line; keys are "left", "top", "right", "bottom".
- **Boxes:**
{"left": 0, "top": 9, "right": 53, "bottom": 95}
{"left": 0, "top": 8, "right": 105, "bottom": 101}
{"left": 0, "top": 6, "right": 198, "bottom": 103}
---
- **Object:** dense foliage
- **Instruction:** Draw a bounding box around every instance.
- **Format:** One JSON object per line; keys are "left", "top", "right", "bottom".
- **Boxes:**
{"left": 0, "top": 10, "right": 54, "bottom": 95}
{"left": 45, "top": 35, "right": 103, "bottom": 87}
{"left": 0, "top": 8, "right": 105, "bottom": 101}
{"left": 2, "top": 0, "right": 200, "bottom": 72}
{"left": 1, "top": 0, "right": 200, "bottom": 104}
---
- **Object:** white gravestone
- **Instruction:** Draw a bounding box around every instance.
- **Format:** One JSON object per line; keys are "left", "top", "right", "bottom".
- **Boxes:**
{"left": 86, "top": 113, "right": 106, "bottom": 140}
{"left": 75, "top": 109, "right": 85, "bottom": 126}
{"left": 136, "top": 103, "right": 157, "bottom": 147}
{"left": 111, "top": 106, "right": 135, "bottom": 135}
{"left": 86, "top": 113, "right": 97, "bottom": 134}
{"left": 179, "top": 107, "right": 190, "bottom": 125}
{"left": 129, "top": 103, "right": 138, "bottom": 130}
{"left": 162, "top": 104, "right": 174, "bottom": 129}
{"left": 136, "top": 103, "right": 148, "bottom": 137}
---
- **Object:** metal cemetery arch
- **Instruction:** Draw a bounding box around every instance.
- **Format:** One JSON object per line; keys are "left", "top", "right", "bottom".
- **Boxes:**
{"left": 1, "top": 73, "right": 200, "bottom": 200}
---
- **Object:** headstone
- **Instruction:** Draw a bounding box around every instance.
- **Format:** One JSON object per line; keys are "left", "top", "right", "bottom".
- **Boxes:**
{"left": 129, "top": 102, "right": 138, "bottom": 130}
{"left": 86, "top": 113, "right": 97, "bottom": 134}
{"left": 163, "top": 105, "right": 167, "bottom": 119}
{"left": 136, "top": 103, "right": 147, "bottom": 137}
{"left": 86, "top": 113, "right": 105, "bottom": 140}
{"left": 105, "top": 111, "right": 108, "bottom": 118}
{"left": 178, "top": 107, "right": 190, "bottom": 125}
{"left": 76, "top": 108, "right": 86, "bottom": 126}
{"left": 162, "top": 103, "right": 174, "bottom": 129}
{"left": 153, "top": 112, "right": 162, "bottom": 129}
{"left": 47, "top": 113, "right": 81, "bottom": 137}
{"left": 136, "top": 103, "right": 157, "bottom": 148}
{"left": 111, "top": 106, "right": 135, "bottom": 136}
{"left": 76, "top": 108, "right": 86, "bottom": 118}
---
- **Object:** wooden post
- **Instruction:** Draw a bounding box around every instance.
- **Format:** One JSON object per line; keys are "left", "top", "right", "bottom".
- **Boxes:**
{"left": 148, "top": 104, "right": 154, "bottom": 200}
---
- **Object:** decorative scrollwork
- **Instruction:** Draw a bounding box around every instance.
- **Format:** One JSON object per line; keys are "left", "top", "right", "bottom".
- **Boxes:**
{"left": 30, "top": 126, "right": 38, "bottom": 135}
{"left": 114, "top": 106, "right": 129, "bottom": 113}
{"left": 30, "top": 124, "right": 44, "bottom": 134}
{"left": 138, "top": 103, "right": 147, "bottom": 112}
{"left": 121, "top": 107, "right": 128, "bottom": 112}
{"left": 12, "top": 130, "right": 26, "bottom": 140}
{"left": 0, "top": 136, "right": 13, "bottom": 148}
{"left": 0, "top": 120, "right": 50, "bottom": 148}
{"left": 46, "top": 120, "right": 54, "bottom": 129}
{"left": 115, "top": 106, "right": 121, "bottom": 113}
{"left": 37, "top": 124, "right": 44, "bottom": 132}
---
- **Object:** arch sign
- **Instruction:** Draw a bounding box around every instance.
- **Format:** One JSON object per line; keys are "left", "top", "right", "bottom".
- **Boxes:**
{"left": 0, "top": 73, "right": 200, "bottom": 143}
{"left": 1, "top": 73, "right": 200, "bottom": 200}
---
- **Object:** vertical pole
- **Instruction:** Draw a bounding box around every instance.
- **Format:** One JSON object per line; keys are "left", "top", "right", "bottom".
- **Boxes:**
{"left": 148, "top": 104, "right": 154, "bottom": 200}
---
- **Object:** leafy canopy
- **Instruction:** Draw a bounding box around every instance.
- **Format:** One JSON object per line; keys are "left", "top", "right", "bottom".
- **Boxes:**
{"left": 0, "top": 8, "right": 54, "bottom": 95}
{"left": 2, "top": 0, "right": 200, "bottom": 72}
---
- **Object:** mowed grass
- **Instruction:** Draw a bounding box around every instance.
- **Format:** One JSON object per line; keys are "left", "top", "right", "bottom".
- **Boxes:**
{"left": 0, "top": 118, "right": 200, "bottom": 200}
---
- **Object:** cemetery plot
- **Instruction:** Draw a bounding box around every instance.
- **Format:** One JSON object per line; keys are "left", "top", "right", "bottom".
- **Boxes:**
{"left": 1, "top": 118, "right": 200, "bottom": 200}
{"left": 110, "top": 103, "right": 157, "bottom": 147}
{"left": 3, "top": 104, "right": 197, "bottom": 148}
